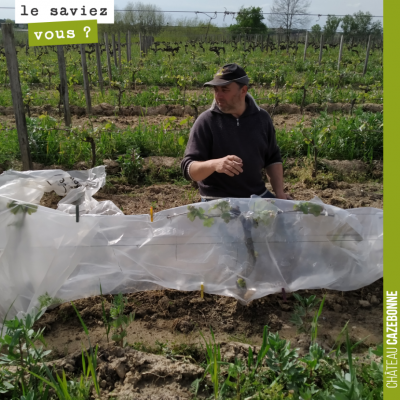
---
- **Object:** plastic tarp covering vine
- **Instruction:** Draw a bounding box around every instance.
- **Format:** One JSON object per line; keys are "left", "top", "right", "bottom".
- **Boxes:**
{"left": 0, "top": 167, "right": 383, "bottom": 322}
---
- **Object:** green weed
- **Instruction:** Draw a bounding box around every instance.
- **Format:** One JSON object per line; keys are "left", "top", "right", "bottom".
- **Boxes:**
{"left": 109, "top": 294, "right": 135, "bottom": 347}
{"left": 290, "top": 293, "right": 320, "bottom": 334}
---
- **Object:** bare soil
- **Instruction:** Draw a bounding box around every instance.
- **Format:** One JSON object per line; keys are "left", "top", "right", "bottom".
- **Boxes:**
{"left": 39, "top": 282, "right": 383, "bottom": 355}
{"left": 35, "top": 279, "right": 383, "bottom": 399}
{"left": 0, "top": 112, "right": 314, "bottom": 134}
{"left": 0, "top": 101, "right": 382, "bottom": 125}
{"left": 40, "top": 174, "right": 383, "bottom": 216}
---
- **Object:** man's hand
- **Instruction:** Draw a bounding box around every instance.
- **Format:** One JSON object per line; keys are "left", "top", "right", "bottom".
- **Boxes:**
{"left": 275, "top": 192, "right": 293, "bottom": 200}
{"left": 214, "top": 155, "right": 243, "bottom": 177}
{"left": 266, "top": 163, "right": 293, "bottom": 200}
{"left": 188, "top": 155, "right": 243, "bottom": 181}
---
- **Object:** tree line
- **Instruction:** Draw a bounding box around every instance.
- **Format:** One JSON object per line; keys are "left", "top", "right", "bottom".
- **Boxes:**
{"left": 1, "top": 1, "right": 383, "bottom": 42}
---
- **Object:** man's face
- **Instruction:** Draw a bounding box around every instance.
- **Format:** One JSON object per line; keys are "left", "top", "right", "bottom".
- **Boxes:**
{"left": 213, "top": 82, "right": 247, "bottom": 114}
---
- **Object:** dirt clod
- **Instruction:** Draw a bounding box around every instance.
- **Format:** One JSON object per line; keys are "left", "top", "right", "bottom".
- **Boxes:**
{"left": 359, "top": 300, "right": 372, "bottom": 308}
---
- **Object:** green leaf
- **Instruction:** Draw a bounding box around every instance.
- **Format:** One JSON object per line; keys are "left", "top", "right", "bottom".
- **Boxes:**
{"left": 71, "top": 302, "right": 89, "bottom": 336}
{"left": 221, "top": 212, "right": 231, "bottom": 223}
{"left": 203, "top": 217, "right": 214, "bottom": 227}
{"left": 237, "top": 278, "right": 247, "bottom": 289}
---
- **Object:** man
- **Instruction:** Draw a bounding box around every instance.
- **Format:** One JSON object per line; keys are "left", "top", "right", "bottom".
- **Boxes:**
{"left": 181, "top": 63, "right": 292, "bottom": 201}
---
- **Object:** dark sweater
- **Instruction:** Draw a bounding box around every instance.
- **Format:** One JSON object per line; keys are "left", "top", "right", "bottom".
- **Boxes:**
{"left": 181, "top": 95, "right": 282, "bottom": 198}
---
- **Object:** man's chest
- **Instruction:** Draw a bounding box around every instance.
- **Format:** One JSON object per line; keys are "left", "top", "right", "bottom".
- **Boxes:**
{"left": 209, "top": 117, "right": 269, "bottom": 161}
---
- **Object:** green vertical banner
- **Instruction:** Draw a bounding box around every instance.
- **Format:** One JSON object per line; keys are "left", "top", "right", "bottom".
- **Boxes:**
{"left": 384, "top": 0, "right": 399, "bottom": 398}
{"left": 28, "top": 20, "right": 98, "bottom": 46}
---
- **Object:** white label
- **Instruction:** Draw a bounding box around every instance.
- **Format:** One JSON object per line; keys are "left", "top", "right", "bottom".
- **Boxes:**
{"left": 15, "top": 0, "right": 114, "bottom": 24}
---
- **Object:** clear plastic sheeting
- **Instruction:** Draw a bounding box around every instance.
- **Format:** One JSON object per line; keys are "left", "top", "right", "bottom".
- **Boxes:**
{"left": 0, "top": 168, "right": 383, "bottom": 322}
{"left": 0, "top": 166, "right": 122, "bottom": 216}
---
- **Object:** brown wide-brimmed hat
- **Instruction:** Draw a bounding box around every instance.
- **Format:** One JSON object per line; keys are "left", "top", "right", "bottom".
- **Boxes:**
{"left": 203, "top": 63, "right": 249, "bottom": 87}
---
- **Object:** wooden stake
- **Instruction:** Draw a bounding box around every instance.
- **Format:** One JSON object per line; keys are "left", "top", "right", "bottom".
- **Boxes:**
{"left": 127, "top": 31, "right": 131, "bottom": 62}
{"left": 95, "top": 43, "right": 104, "bottom": 93}
{"left": 80, "top": 44, "right": 92, "bottom": 115}
{"left": 337, "top": 35, "right": 344, "bottom": 71}
{"left": 1, "top": 24, "right": 32, "bottom": 170}
{"left": 277, "top": 34, "right": 280, "bottom": 54}
{"left": 118, "top": 31, "right": 122, "bottom": 70}
{"left": 104, "top": 32, "right": 112, "bottom": 84}
{"left": 363, "top": 35, "right": 372, "bottom": 76}
{"left": 57, "top": 45, "right": 71, "bottom": 126}
{"left": 303, "top": 31, "right": 308, "bottom": 61}
{"left": 318, "top": 34, "right": 324, "bottom": 65}
{"left": 112, "top": 34, "right": 117, "bottom": 67}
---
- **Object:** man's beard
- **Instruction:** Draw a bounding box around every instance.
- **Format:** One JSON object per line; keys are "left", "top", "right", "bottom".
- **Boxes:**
{"left": 217, "top": 95, "right": 240, "bottom": 114}
{"left": 217, "top": 103, "right": 233, "bottom": 113}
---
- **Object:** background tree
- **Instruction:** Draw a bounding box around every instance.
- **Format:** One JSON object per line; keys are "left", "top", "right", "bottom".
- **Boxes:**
{"left": 310, "top": 24, "right": 321, "bottom": 42}
{"left": 323, "top": 15, "right": 341, "bottom": 43}
{"left": 229, "top": 6, "right": 268, "bottom": 35}
{"left": 341, "top": 11, "right": 383, "bottom": 39}
{"left": 99, "top": 2, "right": 168, "bottom": 36}
{"left": 267, "top": 0, "right": 311, "bottom": 43}
{"left": 170, "top": 17, "right": 220, "bottom": 41}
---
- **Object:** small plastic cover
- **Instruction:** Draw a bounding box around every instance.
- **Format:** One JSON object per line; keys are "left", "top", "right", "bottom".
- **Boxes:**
{"left": 0, "top": 168, "right": 383, "bottom": 323}
{"left": 0, "top": 166, "right": 122, "bottom": 216}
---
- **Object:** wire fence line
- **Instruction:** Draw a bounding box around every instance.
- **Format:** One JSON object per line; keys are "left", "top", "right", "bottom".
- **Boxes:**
{"left": 7, "top": 31, "right": 384, "bottom": 44}
{"left": 0, "top": 7, "right": 384, "bottom": 18}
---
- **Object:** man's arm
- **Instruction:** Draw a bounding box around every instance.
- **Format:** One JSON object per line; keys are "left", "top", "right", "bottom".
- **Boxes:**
{"left": 266, "top": 163, "right": 292, "bottom": 200}
{"left": 189, "top": 155, "right": 243, "bottom": 182}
